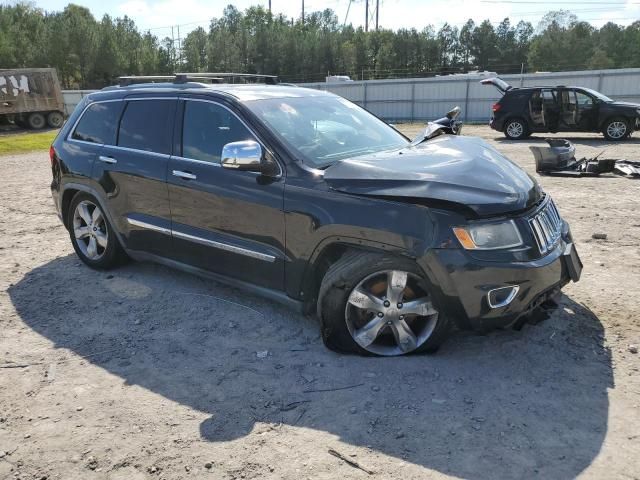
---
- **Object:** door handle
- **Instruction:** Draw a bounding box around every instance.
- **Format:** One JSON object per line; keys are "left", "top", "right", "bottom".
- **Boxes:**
{"left": 172, "top": 170, "right": 197, "bottom": 180}
{"left": 98, "top": 155, "right": 117, "bottom": 164}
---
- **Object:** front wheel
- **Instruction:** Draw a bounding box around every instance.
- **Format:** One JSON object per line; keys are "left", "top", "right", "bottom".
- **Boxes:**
{"left": 67, "top": 192, "right": 126, "bottom": 270}
{"left": 503, "top": 118, "right": 529, "bottom": 140}
{"left": 602, "top": 118, "right": 630, "bottom": 141}
{"left": 317, "top": 252, "right": 451, "bottom": 356}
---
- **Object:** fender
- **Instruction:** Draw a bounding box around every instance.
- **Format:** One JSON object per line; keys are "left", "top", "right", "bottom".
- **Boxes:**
{"left": 60, "top": 181, "right": 128, "bottom": 249}
{"left": 297, "top": 234, "right": 423, "bottom": 307}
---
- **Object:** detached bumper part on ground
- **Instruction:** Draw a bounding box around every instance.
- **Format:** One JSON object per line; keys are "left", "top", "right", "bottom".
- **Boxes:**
{"left": 531, "top": 138, "right": 640, "bottom": 178}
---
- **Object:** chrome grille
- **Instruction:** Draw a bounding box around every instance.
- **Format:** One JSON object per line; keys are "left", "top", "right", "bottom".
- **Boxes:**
{"left": 529, "top": 199, "right": 562, "bottom": 254}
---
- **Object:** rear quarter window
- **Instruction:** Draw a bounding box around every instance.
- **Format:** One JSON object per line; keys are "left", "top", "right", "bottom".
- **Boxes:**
{"left": 118, "top": 99, "right": 175, "bottom": 154}
{"left": 71, "top": 102, "right": 123, "bottom": 144}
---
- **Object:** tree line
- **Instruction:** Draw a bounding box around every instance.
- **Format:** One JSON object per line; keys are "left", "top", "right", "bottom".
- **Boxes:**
{"left": 1, "top": 3, "right": 639, "bottom": 88}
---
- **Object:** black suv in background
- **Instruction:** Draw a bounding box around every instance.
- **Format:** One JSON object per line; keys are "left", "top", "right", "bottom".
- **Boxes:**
{"left": 482, "top": 77, "right": 640, "bottom": 140}
{"left": 50, "top": 74, "right": 582, "bottom": 356}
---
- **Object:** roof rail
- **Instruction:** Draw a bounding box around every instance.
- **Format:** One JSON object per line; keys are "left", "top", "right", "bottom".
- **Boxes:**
{"left": 118, "top": 72, "right": 279, "bottom": 87}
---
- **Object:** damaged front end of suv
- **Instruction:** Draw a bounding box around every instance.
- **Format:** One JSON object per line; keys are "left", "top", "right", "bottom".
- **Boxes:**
{"left": 321, "top": 133, "right": 582, "bottom": 335}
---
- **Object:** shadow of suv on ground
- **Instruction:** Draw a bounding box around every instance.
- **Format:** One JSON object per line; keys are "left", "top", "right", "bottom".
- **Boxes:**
{"left": 8, "top": 254, "right": 612, "bottom": 479}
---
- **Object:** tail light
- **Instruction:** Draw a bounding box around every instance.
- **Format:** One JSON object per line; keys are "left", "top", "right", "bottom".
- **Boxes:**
{"left": 49, "top": 145, "right": 57, "bottom": 166}
{"left": 492, "top": 103, "right": 502, "bottom": 112}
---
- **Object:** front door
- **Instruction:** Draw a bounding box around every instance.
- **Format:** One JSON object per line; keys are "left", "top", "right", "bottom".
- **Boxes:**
{"left": 575, "top": 90, "right": 598, "bottom": 130}
{"left": 167, "top": 98, "right": 286, "bottom": 291}
{"left": 95, "top": 97, "right": 176, "bottom": 256}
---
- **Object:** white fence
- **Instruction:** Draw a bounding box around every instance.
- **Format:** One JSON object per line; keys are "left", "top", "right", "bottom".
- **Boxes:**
{"left": 62, "top": 67, "right": 640, "bottom": 123}
{"left": 301, "top": 68, "right": 640, "bottom": 122}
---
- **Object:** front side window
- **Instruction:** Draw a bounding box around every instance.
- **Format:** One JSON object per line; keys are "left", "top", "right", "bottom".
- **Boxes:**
{"left": 118, "top": 99, "right": 175, "bottom": 154}
{"left": 72, "top": 102, "right": 122, "bottom": 144}
{"left": 182, "top": 101, "right": 255, "bottom": 163}
{"left": 576, "top": 91, "right": 593, "bottom": 106}
{"left": 245, "top": 95, "right": 408, "bottom": 168}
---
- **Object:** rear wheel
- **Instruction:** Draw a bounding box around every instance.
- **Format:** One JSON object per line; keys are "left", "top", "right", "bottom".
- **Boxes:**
{"left": 318, "top": 251, "right": 451, "bottom": 356}
{"left": 602, "top": 117, "right": 630, "bottom": 141}
{"left": 27, "top": 112, "right": 46, "bottom": 129}
{"left": 504, "top": 118, "right": 529, "bottom": 140}
{"left": 67, "top": 192, "right": 126, "bottom": 270}
{"left": 47, "top": 111, "right": 64, "bottom": 128}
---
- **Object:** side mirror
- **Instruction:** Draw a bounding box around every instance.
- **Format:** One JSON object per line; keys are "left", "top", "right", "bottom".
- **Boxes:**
{"left": 221, "top": 140, "right": 263, "bottom": 173}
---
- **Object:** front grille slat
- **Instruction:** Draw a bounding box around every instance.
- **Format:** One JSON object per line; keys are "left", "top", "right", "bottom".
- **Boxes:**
{"left": 529, "top": 199, "right": 563, "bottom": 255}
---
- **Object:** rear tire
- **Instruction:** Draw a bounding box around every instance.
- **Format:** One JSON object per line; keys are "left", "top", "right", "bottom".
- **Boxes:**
{"left": 503, "top": 118, "right": 529, "bottom": 140}
{"left": 27, "top": 112, "right": 46, "bottom": 130}
{"left": 47, "top": 111, "right": 64, "bottom": 128}
{"left": 317, "top": 251, "right": 451, "bottom": 356}
{"left": 67, "top": 192, "right": 127, "bottom": 270}
{"left": 602, "top": 117, "right": 630, "bottom": 141}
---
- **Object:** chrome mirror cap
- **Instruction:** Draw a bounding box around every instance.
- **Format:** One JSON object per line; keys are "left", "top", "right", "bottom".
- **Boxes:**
{"left": 221, "top": 140, "right": 263, "bottom": 172}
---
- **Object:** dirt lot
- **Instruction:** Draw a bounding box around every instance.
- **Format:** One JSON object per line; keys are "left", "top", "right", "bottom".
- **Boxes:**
{"left": 1, "top": 126, "right": 639, "bottom": 480}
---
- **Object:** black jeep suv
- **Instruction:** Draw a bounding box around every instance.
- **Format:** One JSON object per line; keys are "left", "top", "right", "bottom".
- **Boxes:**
{"left": 482, "top": 77, "right": 640, "bottom": 140}
{"left": 49, "top": 74, "right": 582, "bottom": 356}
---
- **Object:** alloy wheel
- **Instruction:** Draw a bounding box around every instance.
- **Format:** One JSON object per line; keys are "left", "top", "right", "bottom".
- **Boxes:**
{"left": 506, "top": 121, "right": 524, "bottom": 138}
{"left": 606, "top": 121, "right": 627, "bottom": 139}
{"left": 344, "top": 270, "right": 439, "bottom": 356}
{"left": 73, "top": 200, "right": 108, "bottom": 260}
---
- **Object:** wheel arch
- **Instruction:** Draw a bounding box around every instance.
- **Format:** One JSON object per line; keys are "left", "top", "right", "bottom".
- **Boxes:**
{"left": 299, "top": 236, "right": 417, "bottom": 313}
{"left": 61, "top": 183, "right": 127, "bottom": 247}
{"left": 503, "top": 115, "right": 531, "bottom": 130}
{"left": 599, "top": 114, "right": 633, "bottom": 131}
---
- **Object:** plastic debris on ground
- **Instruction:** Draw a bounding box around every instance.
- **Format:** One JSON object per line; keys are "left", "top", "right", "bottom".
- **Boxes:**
{"left": 529, "top": 138, "right": 639, "bottom": 178}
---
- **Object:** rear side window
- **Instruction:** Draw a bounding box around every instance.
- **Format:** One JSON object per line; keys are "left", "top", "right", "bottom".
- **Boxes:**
{"left": 182, "top": 101, "right": 255, "bottom": 163}
{"left": 118, "top": 100, "right": 175, "bottom": 154}
{"left": 72, "top": 102, "right": 122, "bottom": 144}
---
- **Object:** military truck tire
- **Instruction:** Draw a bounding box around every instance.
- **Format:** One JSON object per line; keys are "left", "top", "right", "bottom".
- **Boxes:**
{"left": 27, "top": 113, "right": 46, "bottom": 130}
{"left": 47, "top": 111, "right": 64, "bottom": 128}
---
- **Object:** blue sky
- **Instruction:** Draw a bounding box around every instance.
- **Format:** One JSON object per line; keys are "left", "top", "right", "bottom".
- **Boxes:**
{"left": 36, "top": 0, "right": 640, "bottom": 36}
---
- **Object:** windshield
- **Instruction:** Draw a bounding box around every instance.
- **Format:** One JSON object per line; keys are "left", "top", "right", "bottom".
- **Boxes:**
{"left": 581, "top": 88, "right": 613, "bottom": 102}
{"left": 245, "top": 95, "right": 409, "bottom": 168}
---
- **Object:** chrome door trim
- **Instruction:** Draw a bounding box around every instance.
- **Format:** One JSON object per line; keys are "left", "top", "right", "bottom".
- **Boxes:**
{"left": 126, "top": 218, "right": 171, "bottom": 236}
{"left": 172, "top": 230, "right": 276, "bottom": 262}
{"left": 126, "top": 217, "right": 276, "bottom": 262}
{"left": 172, "top": 155, "right": 221, "bottom": 167}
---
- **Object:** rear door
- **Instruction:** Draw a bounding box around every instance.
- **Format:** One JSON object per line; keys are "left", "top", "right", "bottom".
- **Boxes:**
{"left": 559, "top": 89, "right": 578, "bottom": 130}
{"left": 95, "top": 97, "right": 176, "bottom": 255}
{"left": 541, "top": 89, "right": 560, "bottom": 132}
{"left": 167, "top": 97, "right": 286, "bottom": 291}
{"left": 65, "top": 100, "right": 123, "bottom": 181}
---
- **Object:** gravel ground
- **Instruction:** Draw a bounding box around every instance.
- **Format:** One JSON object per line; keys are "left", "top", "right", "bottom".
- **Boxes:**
{"left": 1, "top": 125, "right": 639, "bottom": 480}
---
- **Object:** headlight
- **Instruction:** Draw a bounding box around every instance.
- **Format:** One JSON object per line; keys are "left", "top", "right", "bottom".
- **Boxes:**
{"left": 453, "top": 220, "right": 523, "bottom": 250}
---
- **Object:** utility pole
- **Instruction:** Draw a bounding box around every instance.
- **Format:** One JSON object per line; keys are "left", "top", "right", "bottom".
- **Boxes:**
{"left": 365, "top": 0, "right": 368, "bottom": 32}
{"left": 365, "top": 0, "right": 379, "bottom": 32}
{"left": 268, "top": 0, "right": 271, "bottom": 13}
{"left": 177, "top": 24, "right": 182, "bottom": 66}
{"left": 302, "top": 0, "right": 304, "bottom": 24}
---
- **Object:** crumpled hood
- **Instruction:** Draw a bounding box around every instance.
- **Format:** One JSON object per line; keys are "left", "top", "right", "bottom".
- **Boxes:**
{"left": 324, "top": 135, "right": 542, "bottom": 216}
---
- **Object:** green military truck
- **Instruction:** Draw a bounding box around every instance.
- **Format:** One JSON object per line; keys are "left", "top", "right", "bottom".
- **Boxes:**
{"left": 0, "top": 68, "right": 65, "bottom": 129}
